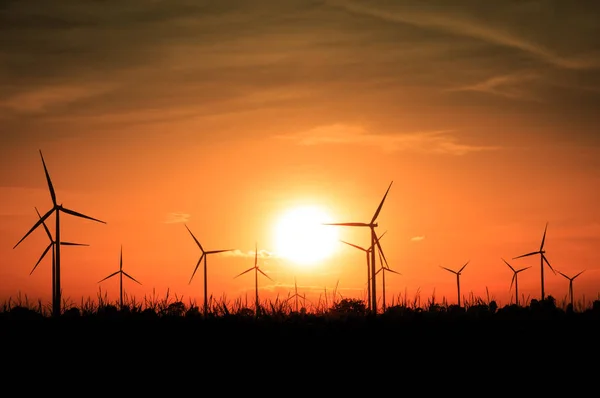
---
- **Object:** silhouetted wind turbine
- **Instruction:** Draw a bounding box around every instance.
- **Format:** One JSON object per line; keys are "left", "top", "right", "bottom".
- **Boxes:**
{"left": 13, "top": 150, "right": 106, "bottom": 317}
{"left": 324, "top": 181, "right": 393, "bottom": 313}
{"left": 98, "top": 246, "right": 141, "bottom": 309}
{"left": 502, "top": 258, "right": 530, "bottom": 306}
{"left": 440, "top": 261, "right": 469, "bottom": 307}
{"left": 513, "top": 222, "right": 555, "bottom": 300}
{"left": 374, "top": 237, "right": 400, "bottom": 311}
{"left": 234, "top": 242, "right": 273, "bottom": 316}
{"left": 287, "top": 277, "right": 308, "bottom": 313}
{"left": 340, "top": 230, "right": 387, "bottom": 311}
{"left": 29, "top": 207, "right": 89, "bottom": 304}
{"left": 557, "top": 270, "right": 585, "bottom": 308}
{"left": 185, "top": 224, "right": 234, "bottom": 316}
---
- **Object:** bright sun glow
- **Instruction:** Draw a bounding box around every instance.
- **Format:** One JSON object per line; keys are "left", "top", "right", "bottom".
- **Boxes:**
{"left": 274, "top": 205, "right": 339, "bottom": 267}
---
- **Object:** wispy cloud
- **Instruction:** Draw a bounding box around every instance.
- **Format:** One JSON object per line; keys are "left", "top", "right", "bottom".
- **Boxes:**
{"left": 1, "top": 1, "right": 598, "bottom": 147}
{"left": 411, "top": 236, "right": 425, "bottom": 242}
{"left": 222, "top": 249, "right": 279, "bottom": 259}
{"left": 445, "top": 71, "right": 543, "bottom": 101}
{"left": 327, "top": 0, "right": 600, "bottom": 70}
{"left": 276, "top": 123, "right": 499, "bottom": 155}
{"left": 0, "top": 84, "right": 115, "bottom": 114}
{"left": 164, "top": 212, "right": 191, "bottom": 224}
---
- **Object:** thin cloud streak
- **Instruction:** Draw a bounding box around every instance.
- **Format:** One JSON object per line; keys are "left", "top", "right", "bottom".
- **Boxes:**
{"left": 445, "top": 71, "right": 543, "bottom": 102}
{"left": 223, "top": 249, "right": 279, "bottom": 259}
{"left": 276, "top": 124, "right": 500, "bottom": 155}
{"left": 0, "top": 83, "right": 116, "bottom": 114}
{"left": 328, "top": 0, "right": 600, "bottom": 70}
{"left": 164, "top": 212, "right": 191, "bottom": 224}
{"left": 411, "top": 236, "right": 425, "bottom": 242}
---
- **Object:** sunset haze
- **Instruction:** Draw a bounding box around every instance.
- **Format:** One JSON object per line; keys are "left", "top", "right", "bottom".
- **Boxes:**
{"left": 1, "top": 0, "right": 599, "bottom": 310}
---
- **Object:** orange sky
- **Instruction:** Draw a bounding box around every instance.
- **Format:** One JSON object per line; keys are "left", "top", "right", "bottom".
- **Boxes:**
{"left": 1, "top": 1, "right": 599, "bottom": 310}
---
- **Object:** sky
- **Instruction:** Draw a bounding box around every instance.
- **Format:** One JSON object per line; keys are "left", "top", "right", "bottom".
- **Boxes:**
{"left": 1, "top": 0, "right": 599, "bottom": 311}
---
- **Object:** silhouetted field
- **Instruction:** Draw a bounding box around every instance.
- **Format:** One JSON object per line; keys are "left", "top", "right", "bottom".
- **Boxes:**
{"left": 2, "top": 294, "right": 599, "bottom": 387}
{"left": 3, "top": 294, "right": 600, "bottom": 347}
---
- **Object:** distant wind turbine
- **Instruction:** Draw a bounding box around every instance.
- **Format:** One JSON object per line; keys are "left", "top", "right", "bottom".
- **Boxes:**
{"left": 440, "top": 261, "right": 469, "bottom": 307}
{"left": 340, "top": 230, "right": 387, "bottom": 311}
{"left": 513, "top": 222, "right": 555, "bottom": 300}
{"left": 501, "top": 258, "right": 530, "bottom": 306}
{"left": 287, "top": 277, "right": 308, "bottom": 313}
{"left": 374, "top": 237, "right": 401, "bottom": 312}
{"left": 13, "top": 150, "right": 106, "bottom": 317}
{"left": 29, "top": 207, "right": 89, "bottom": 303}
{"left": 185, "top": 224, "right": 234, "bottom": 316}
{"left": 557, "top": 270, "right": 585, "bottom": 308}
{"left": 234, "top": 242, "right": 273, "bottom": 316}
{"left": 324, "top": 181, "right": 393, "bottom": 313}
{"left": 98, "top": 245, "right": 142, "bottom": 308}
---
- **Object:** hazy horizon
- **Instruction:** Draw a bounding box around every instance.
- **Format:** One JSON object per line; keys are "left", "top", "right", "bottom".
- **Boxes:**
{"left": 1, "top": 1, "right": 599, "bottom": 308}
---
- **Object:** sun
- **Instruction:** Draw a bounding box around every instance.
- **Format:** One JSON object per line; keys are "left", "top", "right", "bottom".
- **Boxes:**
{"left": 274, "top": 205, "right": 340, "bottom": 267}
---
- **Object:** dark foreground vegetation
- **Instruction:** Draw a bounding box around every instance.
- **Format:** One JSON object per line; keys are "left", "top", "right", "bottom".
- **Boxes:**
{"left": 2, "top": 292, "right": 599, "bottom": 386}
{"left": 3, "top": 292, "right": 600, "bottom": 346}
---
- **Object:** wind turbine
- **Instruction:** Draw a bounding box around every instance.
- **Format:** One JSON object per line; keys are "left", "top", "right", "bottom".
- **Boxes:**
{"left": 557, "top": 270, "right": 585, "bottom": 308}
{"left": 374, "top": 238, "right": 400, "bottom": 312}
{"left": 13, "top": 150, "right": 106, "bottom": 317}
{"left": 234, "top": 242, "right": 273, "bottom": 316}
{"left": 29, "top": 207, "right": 89, "bottom": 304}
{"left": 98, "top": 245, "right": 142, "bottom": 309}
{"left": 340, "top": 231, "right": 387, "bottom": 311}
{"left": 287, "top": 277, "right": 308, "bottom": 313}
{"left": 324, "top": 181, "right": 393, "bottom": 313}
{"left": 185, "top": 224, "right": 234, "bottom": 316}
{"left": 440, "top": 261, "right": 469, "bottom": 307}
{"left": 501, "top": 258, "right": 530, "bottom": 306}
{"left": 513, "top": 222, "right": 555, "bottom": 300}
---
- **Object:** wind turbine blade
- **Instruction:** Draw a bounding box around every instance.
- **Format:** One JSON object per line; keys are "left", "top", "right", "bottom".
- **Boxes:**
{"left": 376, "top": 246, "right": 385, "bottom": 269}
{"left": 13, "top": 208, "right": 54, "bottom": 249}
{"left": 258, "top": 268, "right": 273, "bottom": 281}
{"left": 557, "top": 271, "right": 569, "bottom": 280}
{"left": 98, "top": 271, "right": 120, "bottom": 283}
{"left": 322, "top": 222, "right": 370, "bottom": 227}
{"left": 185, "top": 224, "right": 204, "bottom": 252}
{"left": 376, "top": 239, "right": 389, "bottom": 268}
{"left": 120, "top": 245, "right": 123, "bottom": 271}
{"left": 188, "top": 254, "right": 204, "bottom": 284}
{"left": 60, "top": 207, "right": 106, "bottom": 224}
{"left": 439, "top": 266, "right": 457, "bottom": 274}
{"left": 573, "top": 270, "right": 585, "bottom": 279}
{"left": 510, "top": 274, "right": 516, "bottom": 291}
{"left": 387, "top": 268, "right": 402, "bottom": 275}
{"left": 254, "top": 242, "right": 258, "bottom": 267}
{"left": 35, "top": 207, "right": 53, "bottom": 241}
{"left": 377, "top": 230, "right": 387, "bottom": 242}
{"left": 234, "top": 267, "right": 255, "bottom": 279}
{"left": 375, "top": 267, "right": 382, "bottom": 276}
{"left": 513, "top": 251, "right": 539, "bottom": 259}
{"left": 39, "top": 150, "right": 57, "bottom": 207}
{"left": 207, "top": 249, "right": 234, "bottom": 254}
{"left": 501, "top": 258, "right": 516, "bottom": 272}
{"left": 123, "top": 271, "right": 142, "bottom": 285}
{"left": 542, "top": 255, "right": 555, "bottom": 274}
{"left": 340, "top": 240, "right": 367, "bottom": 252}
{"left": 371, "top": 180, "right": 393, "bottom": 224}
{"left": 30, "top": 243, "right": 53, "bottom": 275}
{"left": 516, "top": 266, "right": 531, "bottom": 273}
{"left": 540, "top": 222, "right": 548, "bottom": 251}
{"left": 59, "top": 241, "right": 89, "bottom": 246}
{"left": 459, "top": 260, "right": 469, "bottom": 273}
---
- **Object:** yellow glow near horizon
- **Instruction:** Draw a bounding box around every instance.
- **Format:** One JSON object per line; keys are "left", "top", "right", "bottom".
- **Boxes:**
{"left": 274, "top": 205, "right": 340, "bottom": 268}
